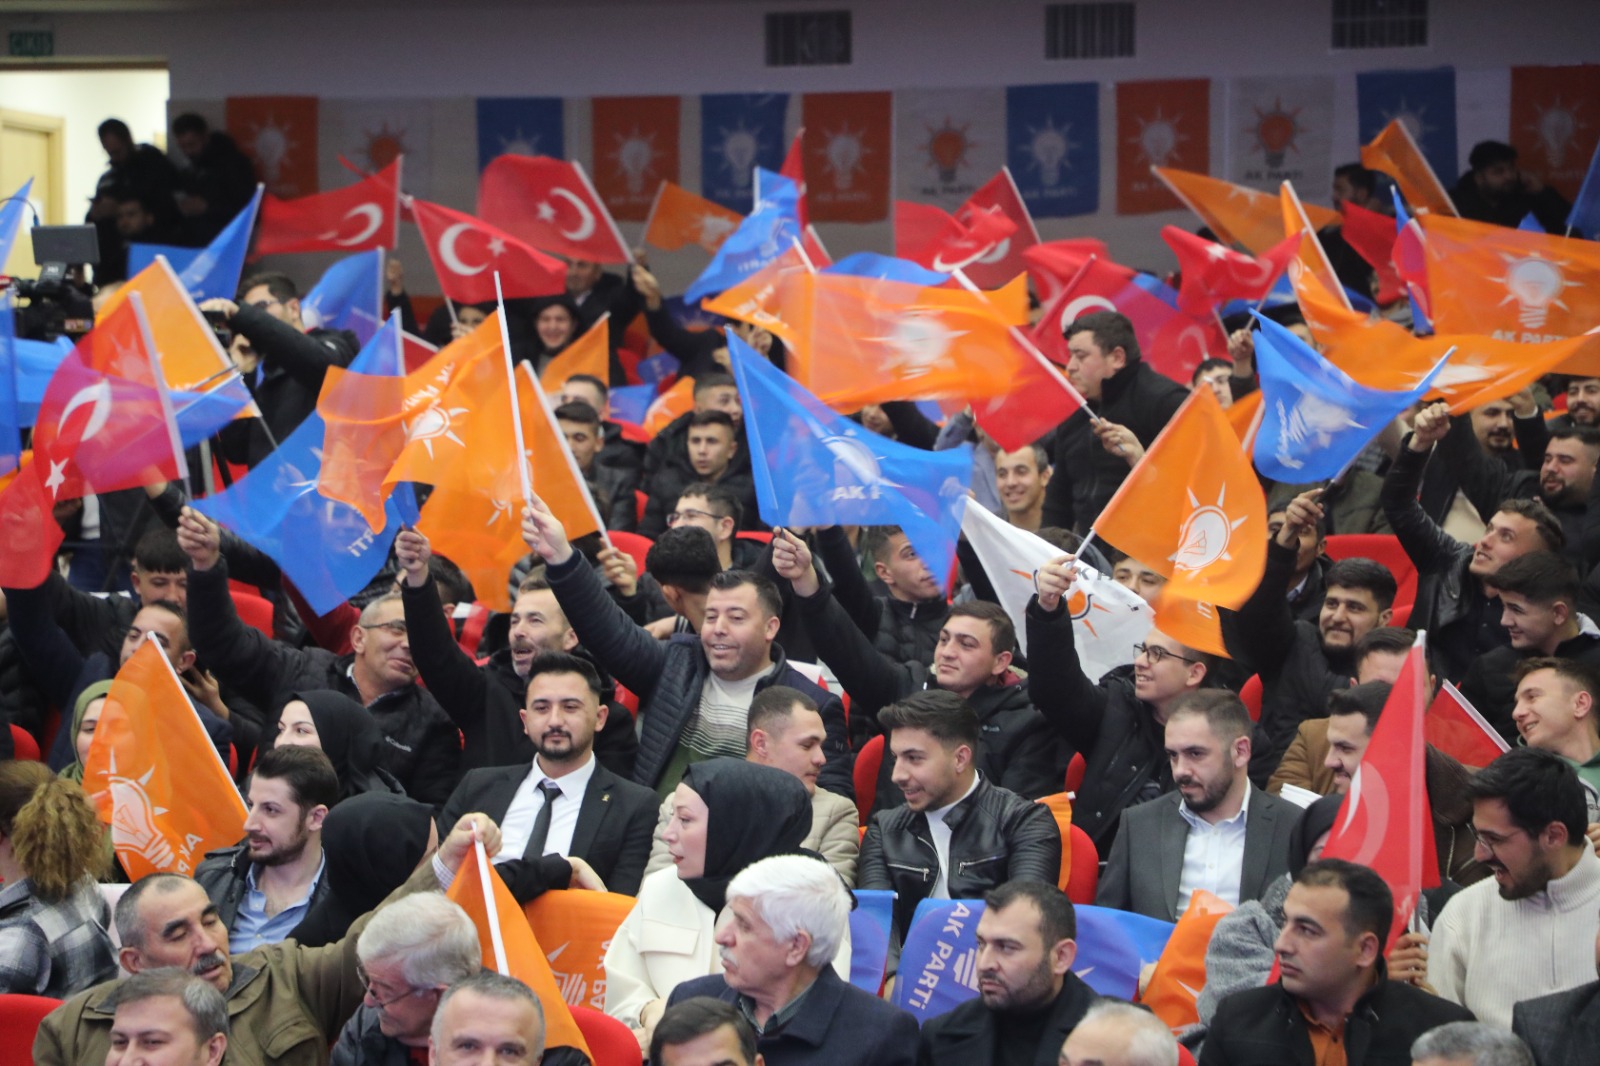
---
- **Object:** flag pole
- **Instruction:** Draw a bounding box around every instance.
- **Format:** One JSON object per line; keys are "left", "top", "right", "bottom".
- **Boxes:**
{"left": 641, "top": 180, "right": 665, "bottom": 249}
{"left": 472, "top": 836, "right": 511, "bottom": 974}
{"left": 493, "top": 273, "right": 536, "bottom": 508}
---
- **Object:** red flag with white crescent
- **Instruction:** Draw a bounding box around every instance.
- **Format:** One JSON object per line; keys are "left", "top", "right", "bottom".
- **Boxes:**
{"left": 956, "top": 168, "right": 1041, "bottom": 290}
{"left": 255, "top": 158, "right": 400, "bottom": 256}
{"left": 409, "top": 197, "right": 565, "bottom": 304}
{"left": 477, "top": 156, "right": 632, "bottom": 263}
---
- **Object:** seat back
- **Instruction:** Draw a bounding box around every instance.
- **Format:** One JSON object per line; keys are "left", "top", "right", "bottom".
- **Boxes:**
{"left": 571, "top": 1005, "right": 643, "bottom": 1066}
{"left": 1066, "top": 824, "right": 1099, "bottom": 904}
{"left": 9, "top": 724, "right": 40, "bottom": 761}
{"left": 853, "top": 734, "right": 884, "bottom": 825}
{"left": 229, "top": 589, "right": 275, "bottom": 638}
{"left": 608, "top": 530, "right": 655, "bottom": 575}
{"left": 0, "top": 994, "right": 63, "bottom": 1062}
{"left": 1239, "top": 674, "right": 1263, "bottom": 722}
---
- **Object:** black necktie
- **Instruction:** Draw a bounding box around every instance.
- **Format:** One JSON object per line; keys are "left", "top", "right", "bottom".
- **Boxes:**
{"left": 523, "top": 779, "right": 564, "bottom": 860}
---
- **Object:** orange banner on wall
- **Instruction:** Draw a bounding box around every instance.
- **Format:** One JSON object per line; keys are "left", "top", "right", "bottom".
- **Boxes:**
{"left": 1116, "top": 80, "right": 1210, "bottom": 215}
{"left": 591, "top": 96, "right": 681, "bottom": 222}
{"left": 802, "top": 92, "right": 893, "bottom": 223}
{"left": 224, "top": 95, "right": 319, "bottom": 199}
{"left": 1510, "top": 65, "right": 1600, "bottom": 203}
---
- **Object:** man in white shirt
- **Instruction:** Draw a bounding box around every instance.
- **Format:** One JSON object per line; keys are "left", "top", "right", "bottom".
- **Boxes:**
{"left": 1096, "top": 689, "right": 1299, "bottom": 921}
{"left": 436, "top": 651, "right": 659, "bottom": 896}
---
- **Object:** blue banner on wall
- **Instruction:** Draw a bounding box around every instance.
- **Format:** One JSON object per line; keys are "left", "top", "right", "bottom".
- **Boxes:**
{"left": 476, "top": 97, "right": 565, "bottom": 172}
{"left": 1357, "top": 68, "right": 1459, "bottom": 189}
{"left": 1006, "top": 82, "right": 1100, "bottom": 218}
{"left": 700, "top": 93, "right": 790, "bottom": 213}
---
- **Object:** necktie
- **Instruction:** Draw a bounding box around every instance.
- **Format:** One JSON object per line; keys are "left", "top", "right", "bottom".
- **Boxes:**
{"left": 523, "top": 779, "right": 564, "bottom": 860}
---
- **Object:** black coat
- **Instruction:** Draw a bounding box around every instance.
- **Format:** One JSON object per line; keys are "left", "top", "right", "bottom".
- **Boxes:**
{"left": 194, "top": 843, "right": 334, "bottom": 933}
{"left": 637, "top": 411, "right": 759, "bottom": 538}
{"left": 1199, "top": 969, "right": 1474, "bottom": 1066}
{"left": 220, "top": 304, "right": 358, "bottom": 468}
{"left": 917, "top": 971, "right": 1096, "bottom": 1066}
{"left": 1512, "top": 980, "right": 1600, "bottom": 1066}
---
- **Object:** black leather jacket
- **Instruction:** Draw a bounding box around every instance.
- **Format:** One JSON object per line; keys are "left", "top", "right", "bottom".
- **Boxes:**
{"left": 193, "top": 843, "right": 332, "bottom": 935}
{"left": 858, "top": 776, "right": 1060, "bottom": 938}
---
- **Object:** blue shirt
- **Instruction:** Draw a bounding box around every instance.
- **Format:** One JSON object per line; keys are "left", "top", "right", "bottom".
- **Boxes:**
{"left": 228, "top": 854, "right": 326, "bottom": 954}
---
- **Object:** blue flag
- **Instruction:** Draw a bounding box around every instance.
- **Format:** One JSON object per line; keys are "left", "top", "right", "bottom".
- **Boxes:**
{"left": 476, "top": 97, "right": 564, "bottom": 172}
{"left": 170, "top": 383, "right": 252, "bottom": 449}
{"left": 192, "top": 315, "right": 414, "bottom": 613}
{"left": 607, "top": 383, "right": 656, "bottom": 427}
{"left": 824, "top": 252, "right": 950, "bottom": 287}
{"left": 1071, "top": 906, "right": 1175, "bottom": 1000}
{"left": 1519, "top": 212, "right": 1547, "bottom": 234}
{"left": 0, "top": 178, "right": 33, "bottom": 268}
{"left": 1567, "top": 138, "right": 1600, "bottom": 239}
{"left": 634, "top": 351, "right": 681, "bottom": 390}
{"left": 1253, "top": 312, "right": 1449, "bottom": 482}
{"left": 662, "top": 295, "right": 729, "bottom": 333}
{"left": 729, "top": 334, "right": 972, "bottom": 582}
{"left": 891, "top": 899, "right": 985, "bottom": 1022}
{"left": 128, "top": 243, "right": 202, "bottom": 278}
{"left": 1006, "top": 83, "right": 1100, "bottom": 218}
{"left": 684, "top": 169, "right": 801, "bottom": 303}
{"left": 848, "top": 889, "right": 896, "bottom": 994}
{"left": 14, "top": 334, "right": 72, "bottom": 425}
{"left": 301, "top": 249, "right": 385, "bottom": 344}
{"left": 0, "top": 294, "right": 20, "bottom": 477}
{"left": 133, "top": 187, "right": 263, "bottom": 302}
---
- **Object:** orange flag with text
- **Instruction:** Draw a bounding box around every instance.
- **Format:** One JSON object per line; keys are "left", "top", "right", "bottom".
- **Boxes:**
{"left": 1140, "top": 890, "right": 1234, "bottom": 1032}
{"left": 447, "top": 839, "right": 592, "bottom": 1059}
{"left": 1093, "top": 388, "right": 1268, "bottom": 610}
{"left": 1152, "top": 166, "right": 1338, "bottom": 255}
{"left": 524, "top": 890, "right": 638, "bottom": 1010}
{"left": 1361, "top": 119, "right": 1458, "bottom": 218}
{"left": 643, "top": 181, "right": 745, "bottom": 253}
{"left": 82, "top": 638, "right": 247, "bottom": 880}
{"left": 539, "top": 314, "right": 611, "bottom": 394}
{"left": 1416, "top": 214, "right": 1600, "bottom": 341}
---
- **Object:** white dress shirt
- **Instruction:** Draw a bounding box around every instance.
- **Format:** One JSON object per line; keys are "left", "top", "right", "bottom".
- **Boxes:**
{"left": 1176, "top": 782, "right": 1252, "bottom": 912}
{"left": 495, "top": 754, "right": 599, "bottom": 863}
{"left": 925, "top": 773, "right": 982, "bottom": 900}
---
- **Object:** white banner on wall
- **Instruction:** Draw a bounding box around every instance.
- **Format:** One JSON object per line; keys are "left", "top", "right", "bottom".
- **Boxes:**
{"left": 893, "top": 87, "right": 1007, "bottom": 211}
{"left": 1225, "top": 76, "right": 1336, "bottom": 196}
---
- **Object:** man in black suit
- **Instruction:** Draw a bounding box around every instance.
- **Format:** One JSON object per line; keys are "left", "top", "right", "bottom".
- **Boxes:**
{"left": 668, "top": 854, "right": 917, "bottom": 1066}
{"left": 438, "top": 651, "right": 657, "bottom": 896}
{"left": 918, "top": 880, "right": 1096, "bottom": 1066}
{"left": 1512, "top": 952, "right": 1600, "bottom": 1066}
{"left": 1097, "top": 690, "right": 1298, "bottom": 922}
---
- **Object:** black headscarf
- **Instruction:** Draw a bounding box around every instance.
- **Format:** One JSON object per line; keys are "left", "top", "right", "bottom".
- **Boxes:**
{"left": 677, "top": 759, "right": 811, "bottom": 914}
{"left": 289, "top": 792, "right": 434, "bottom": 947}
{"left": 1289, "top": 793, "right": 1346, "bottom": 879}
{"left": 289, "top": 690, "right": 400, "bottom": 802}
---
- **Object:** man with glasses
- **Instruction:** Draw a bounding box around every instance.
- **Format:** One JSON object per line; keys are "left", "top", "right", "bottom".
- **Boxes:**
{"left": 1428, "top": 747, "right": 1600, "bottom": 1028}
{"left": 666, "top": 483, "right": 765, "bottom": 572}
{"left": 178, "top": 508, "right": 463, "bottom": 807}
{"left": 200, "top": 272, "right": 360, "bottom": 468}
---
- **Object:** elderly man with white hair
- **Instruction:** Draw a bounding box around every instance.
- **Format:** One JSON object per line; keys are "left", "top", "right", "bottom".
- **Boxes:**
{"left": 1411, "top": 1022, "right": 1535, "bottom": 1066}
{"left": 1058, "top": 1001, "right": 1178, "bottom": 1066}
{"left": 665, "top": 854, "right": 918, "bottom": 1066}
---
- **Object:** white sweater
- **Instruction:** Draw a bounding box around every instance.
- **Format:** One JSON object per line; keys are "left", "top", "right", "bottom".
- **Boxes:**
{"left": 1430, "top": 845, "right": 1600, "bottom": 1028}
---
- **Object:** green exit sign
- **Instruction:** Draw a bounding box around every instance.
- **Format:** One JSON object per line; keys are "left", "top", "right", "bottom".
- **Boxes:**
{"left": 8, "top": 29, "right": 54, "bottom": 57}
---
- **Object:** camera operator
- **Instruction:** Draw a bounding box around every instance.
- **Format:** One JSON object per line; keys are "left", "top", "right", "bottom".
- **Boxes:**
{"left": 200, "top": 272, "right": 359, "bottom": 468}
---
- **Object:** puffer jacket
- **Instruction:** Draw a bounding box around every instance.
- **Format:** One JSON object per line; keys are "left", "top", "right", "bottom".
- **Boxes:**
{"left": 858, "top": 775, "right": 1061, "bottom": 938}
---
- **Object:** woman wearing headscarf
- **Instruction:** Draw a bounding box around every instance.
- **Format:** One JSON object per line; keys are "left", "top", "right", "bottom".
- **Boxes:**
{"left": 289, "top": 792, "right": 435, "bottom": 947}
{"left": 603, "top": 758, "right": 849, "bottom": 1051}
{"left": 274, "top": 690, "right": 404, "bottom": 802}
{"left": 0, "top": 761, "right": 117, "bottom": 996}
{"left": 58, "top": 680, "right": 112, "bottom": 785}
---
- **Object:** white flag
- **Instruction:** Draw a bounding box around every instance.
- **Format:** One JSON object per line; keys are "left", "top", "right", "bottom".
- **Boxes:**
{"left": 961, "top": 503, "right": 1151, "bottom": 677}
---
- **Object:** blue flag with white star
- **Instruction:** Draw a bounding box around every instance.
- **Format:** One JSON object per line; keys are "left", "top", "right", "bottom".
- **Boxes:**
{"left": 301, "top": 248, "right": 385, "bottom": 344}
{"left": 192, "top": 314, "right": 415, "bottom": 613}
{"left": 729, "top": 333, "right": 971, "bottom": 582}
{"left": 1253, "top": 311, "right": 1449, "bottom": 482}
{"left": 684, "top": 169, "right": 801, "bottom": 303}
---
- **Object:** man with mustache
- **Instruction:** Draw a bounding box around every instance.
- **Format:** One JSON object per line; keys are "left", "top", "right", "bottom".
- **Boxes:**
{"left": 436, "top": 651, "right": 658, "bottom": 897}
{"left": 1096, "top": 690, "right": 1298, "bottom": 922}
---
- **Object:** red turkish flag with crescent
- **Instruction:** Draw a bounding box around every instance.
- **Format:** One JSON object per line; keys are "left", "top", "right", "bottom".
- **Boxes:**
{"left": 956, "top": 168, "right": 1041, "bottom": 290}
{"left": 893, "top": 201, "right": 1016, "bottom": 275}
{"left": 254, "top": 158, "right": 400, "bottom": 256}
{"left": 1321, "top": 635, "right": 1441, "bottom": 950}
{"left": 1163, "top": 226, "right": 1297, "bottom": 316}
{"left": 477, "top": 156, "right": 632, "bottom": 263}
{"left": 409, "top": 197, "right": 565, "bottom": 304}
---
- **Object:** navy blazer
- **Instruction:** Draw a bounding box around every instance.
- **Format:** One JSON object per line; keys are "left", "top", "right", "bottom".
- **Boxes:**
{"left": 669, "top": 967, "right": 918, "bottom": 1066}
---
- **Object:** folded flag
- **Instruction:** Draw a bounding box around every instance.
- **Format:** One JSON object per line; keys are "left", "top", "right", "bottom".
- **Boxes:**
{"left": 1071, "top": 906, "right": 1177, "bottom": 1000}
{"left": 955, "top": 168, "right": 1041, "bottom": 290}
{"left": 256, "top": 158, "right": 400, "bottom": 256}
{"left": 1163, "top": 225, "right": 1297, "bottom": 316}
{"left": 891, "top": 899, "right": 987, "bottom": 1022}
{"left": 1336, "top": 200, "right": 1405, "bottom": 306}
{"left": 539, "top": 313, "right": 610, "bottom": 393}
{"left": 1361, "top": 118, "right": 1458, "bottom": 219}
{"left": 848, "top": 890, "right": 896, "bottom": 994}
{"left": 1140, "top": 890, "right": 1234, "bottom": 1033}
{"left": 894, "top": 200, "right": 1017, "bottom": 276}
{"left": 1153, "top": 166, "right": 1339, "bottom": 254}
{"left": 1023, "top": 238, "right": 1109, "bottom": 303}
{"left": 684, "top": 168, "right": 802, "bottom": 303}
{"left": 301, "top": 249, "right": 385, "bottom": 344}
{"left": 164, "top": 185, "right": 262, "bottom": 301}
{"left": 1424, "top": 680, "right": 1510, "bottom": 768}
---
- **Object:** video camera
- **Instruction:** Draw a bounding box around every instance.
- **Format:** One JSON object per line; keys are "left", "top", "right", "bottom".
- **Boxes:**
{"left": 8, "top": 223, "right": 99, "bottom": 343}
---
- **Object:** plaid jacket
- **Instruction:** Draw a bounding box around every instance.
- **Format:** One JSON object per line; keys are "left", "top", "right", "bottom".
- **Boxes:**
{"left": 0, "top": 876, "right": 117, "bottom": 998}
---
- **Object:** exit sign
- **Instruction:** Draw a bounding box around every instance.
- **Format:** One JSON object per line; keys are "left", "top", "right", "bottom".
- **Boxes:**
{"left": 8, "top": 29, "right": 54, "bottom": 57}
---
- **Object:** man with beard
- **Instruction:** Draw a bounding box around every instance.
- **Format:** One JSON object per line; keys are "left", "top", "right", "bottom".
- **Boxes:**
{"left": 1096, "top": 690, "right": 1298, "bottom": 922}
{"left": 1437, "top": 417, "right": 1596, "bottom": 565}
{"left": 1428, "top": 748, "right": 1600, "bottom": 1028}
{"left": 396, "top": 527, "right": 638, "bottom": 778}
{"left": 436, "top": 651, "right": 658, "bottom": 896}
{"left": 917, "top": 880, "right": 1095, "bottom": 1066}
{"left": 195, "top": 746, "right": 337, "bottom": 953}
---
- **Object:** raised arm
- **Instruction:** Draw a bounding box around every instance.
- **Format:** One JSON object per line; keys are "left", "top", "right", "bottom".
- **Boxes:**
{"left": 1380, "top": 403, "right": 1473, "bottom": 574}
{"left": 395, "top": 527, "right": 491, "bottom": 736}
{"left": 1022, "top": 557, "right": 1110, "bottom": 754}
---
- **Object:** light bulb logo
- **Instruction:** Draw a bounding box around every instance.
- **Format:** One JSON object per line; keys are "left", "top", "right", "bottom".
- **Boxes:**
{"left": 361, "top": 121, "right": 408, "bottom": 172}
{"left": 609, "top": 130, "right": 658, "bottom": 195}
{"left": 1171, "top": 486, "right": 1247, "bottom": 573}
{"left": 695, "top": 213, "right": 739, "bottom": 250}
{"left": 1274, "top": 394, "right": 1364, "bottom": 471}
{"left": 719, "top": 125, "right": 760, "bottom": 190}
{"left": 1499, "top": 255, "right": 1570, "bottom": 329}
{"left": 823, "top": 127, "right": 865, "bottom": 190}
{"left": 879, "top": 311, "right": 960, "bottom": 378}
{"left": 1022, "top": 118, "right": 1073, "bottom": 187}
{"left": 253, "top": 124, "right": 288, "bottom": 183}
{"left": 97, "top": 745, "right": 177, "bottom": 872}
{"left": 923, "top": 118, "right": 973, "bottom": 184}
{"left": 404, "top": 403, "right": 469, "bottom": 458}
{"left": 1537, "top": 106, "right": 1576, "bottom": 168}
{"left": 497, "top": 128, "right": 541, "bottom": 157}
{"left": 1251, "top": 98, "right": 1304, "bottom": 169}
{"left": 1133, "top": 109, "right": 1184, "bottom": 167}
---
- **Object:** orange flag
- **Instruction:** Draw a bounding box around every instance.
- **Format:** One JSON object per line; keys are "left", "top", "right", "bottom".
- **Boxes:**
{"left": 82, "top": 638, "right": 247, "bottom": 880}
{"left": 539, "top": 313, "right": 611, "bottom": 394}
{"left": 1094, "top": 388, "right": 1268, "bottom": 610}
{"left": 1225, "top": 391, "right": 1264, "bottom": 445}
{"left": 643, "top": 181, "right": 745, "bottom": 253}
{"left": 1034, "top": 793, "right": 1075, "bottom": 892}
{"left": 1152, "top": 593, "right": 1231, "bottom": 659}
{"left": 1140, "top": 890, "right": 1234, "bottom": 1032}
{"left": 1281, "top": 183, "right": 1353, "bottom": 319}
{"left": 1415, "top": 214, "right": 1600, "bottom": 341}
{"left": 1361, "top": 118, "right": 1458, "bottom": 218}
{"left": 316, "top": 314, "right": 503, "bottom": 530}
{"left": 1152, "top": 166, "right": 1338, "bottom": 255}
{"left": 447, "top": 839, "right": 592, "bottom": 1059}
{"left": 700, "top": 246, "right": 810, "bottom": 347}
{"left": 524, "top": 890, "right": 638, "bottom": 1010}
{"left": 416, "top": 487, "right": 528, "bottom": 613}
{"left": 642, "top": 378, "right": 697, "bottom": 437}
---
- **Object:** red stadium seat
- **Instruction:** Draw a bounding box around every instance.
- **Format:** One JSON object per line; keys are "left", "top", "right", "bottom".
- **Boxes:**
{"left": 1324, "top": 534, "right": 1417, "bottom": 607}
{"left": 614, "top": 683, "right": 639, "bottom": 718}
{"left": 634, "top": 490, "right": 649, "bottom": 523}
{"left": 1066, "top": 825, "right": 1099, "bottom": 904}
{"left": 0, "top": 995, "right": 62, "bottom": 1063}
{"left": 1065, "top": 752, "right": 1086, "bottom": 795}
{"left": 735, "top": 530, "right": 773, "bottom": 544}
{"left": 229, "top": 589, "right": 275, "bottom": 638}
{"left": 1240, "top": 674, "right": 1263, "bottom": 722}
{"left": 608, "top": 531, "right": 655, "bottom": 575}
{"left": 853, "top": 734, "right": 884, "bottom": 825}
{"left": 10, "top": 725, "right": 40, "bottom": 761}
{"left": 571, "top": 1005, "right": 642, "bottom": 1066}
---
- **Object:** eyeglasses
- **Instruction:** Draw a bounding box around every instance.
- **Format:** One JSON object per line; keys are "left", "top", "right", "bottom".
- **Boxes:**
{"left": 360, "top": 620, "right": 409, "bottom": 637}
{"left": 247, "top": 298, "right": 280, "bottom": 312}
{"left": 667, "top": 507, "right": 722, "bottom": 526}
{"left": 1469, "top": 826, "right": 1528, "bottom": 852}
{"left": 1133, "top": 642, "right": 1200, "bottom": 666}
{"left": 357, "top": 965, "right": 437, "bottom": 1010}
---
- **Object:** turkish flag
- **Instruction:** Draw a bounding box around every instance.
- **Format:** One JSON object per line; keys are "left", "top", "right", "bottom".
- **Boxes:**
{"left": 409, "top": 197, "right": 564, "bottom": 304}
{"left": 957, "top": 168, "right": 1041, "bottom": 290}
{"left": 477, "top": 156, "right": 631, "bottom": 264}
{"left": 782, "top": 129, "right": 810, "bottom": 228}
{"left": 968, "top": 343, "right": 1082, "bottom": 452}
{"left": 894, "top": 201, "right": 1017, "bottom": 276}
{"left": 1163, "top": 226, "right": 1297, "bottom": 316}
{"left": 1023, "top": 239, "right": 1110, "bottom": 304}
{"left": 1337, "top": 201, "right": 1405, "bottom": 305}
{"left": 1321, "top": 635, "right": 1441, "bottom": 950}
{"left": 255, "top": 158, "right": 400, "bottom": 256}
{"left": 1425, "top": 681, "right": 1510, "bottom": 768}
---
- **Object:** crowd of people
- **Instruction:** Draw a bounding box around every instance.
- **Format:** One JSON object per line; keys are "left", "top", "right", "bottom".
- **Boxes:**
{"left": 1, "top": 109, "right": 1598, "bottom": 1066}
